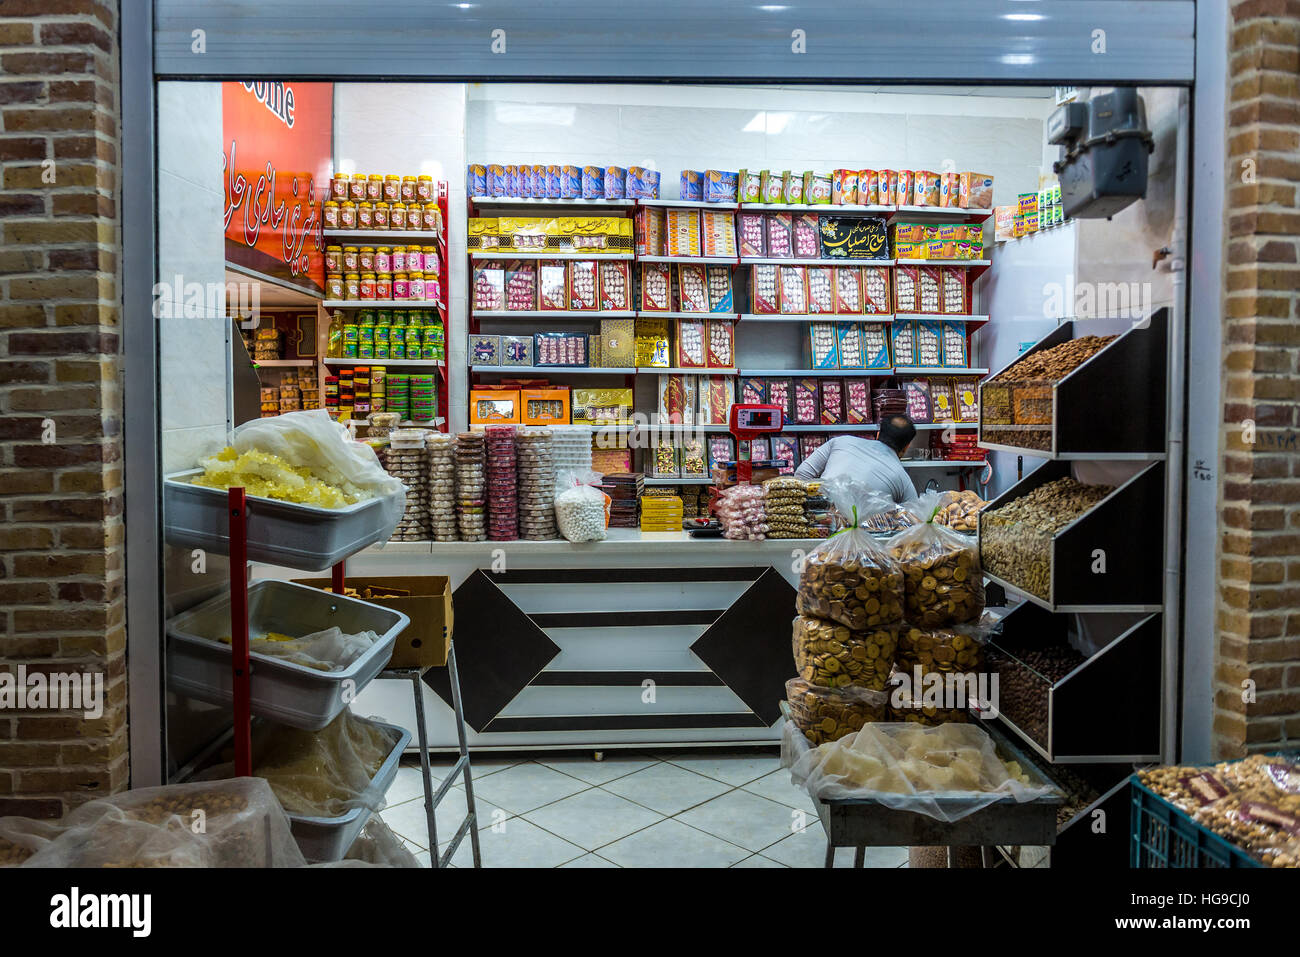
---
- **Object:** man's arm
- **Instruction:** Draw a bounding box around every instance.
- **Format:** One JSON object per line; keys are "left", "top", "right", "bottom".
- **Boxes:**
{"left": 794, "top": 437, "right": 835, "bottom": 479}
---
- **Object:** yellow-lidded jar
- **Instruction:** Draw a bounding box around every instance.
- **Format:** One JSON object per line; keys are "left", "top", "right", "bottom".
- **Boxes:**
{"left": 330, "top": 174, "right": 349, "bottom": 201}
{"left": 374, "top": 246, "right": 392, "bottom": 274}
{"left": 357, "top": 200, "right": 374, "bottom": 229}
{"left": 358, "top": 246, "right": 376, "bottom": 272}
{"left": 344, "top": 272, "right": 361, "bottom": 300}
{"left": 373, "top": 201, "right": 390, "bottom": 230}
{"left": 323, "top": 200, "right": 340, "bottom": 229}
{"left": 390, "top": 202, "right": 407, "bottom": 231}
{"left": 383, "top": 174, "right": 401, "bottom": 203}
{"left": 416, "top": 174, "right": 434, "bottom": 203}
{"left": 366, "top": 174, "right": 383, "bottom": 201}
{"left": 342, "top": 245, "right": 360, "bottom": 271}
{"left": 401, "top": 175, "right": 417, "bottom": 203}
{"left": 339, "top": 200, "right": 357, "bottom": 229}
{"left": 324, "top": 245, "right": 343, "bottom": 273}
{"left": 348, "top": 176, "right": 366, "bottom": 200}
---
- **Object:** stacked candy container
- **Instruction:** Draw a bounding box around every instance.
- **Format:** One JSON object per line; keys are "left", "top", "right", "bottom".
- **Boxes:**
{"left": 549, "top": 424, "right": 594, "bottom": 475}
{"left": 485, "top": 425, "right": 519, "bottom": 542}
{"left": 381, "top": 429, "right": 429, "bottom": 541}
{"left": 716, "top": 484, "right": 768, "bottom": 541}
{"left": 455, "top": 431, "right": 487, "bottom": 541}
{"left": 426, "top": 432, "right": 458, "bottom": 541}
{"left": 516, "top": 428, "right": 559, "bottom": 540}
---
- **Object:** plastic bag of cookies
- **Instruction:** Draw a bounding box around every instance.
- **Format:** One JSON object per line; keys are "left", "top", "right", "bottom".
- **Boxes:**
{"left": 888, "top": 491, "right": 985, "bottom": 626}
{"left": 792, "top": 614, "right": 898, "bottom": 692}
{"left": 785, "top": 677, "right": 887, "bottom": 746}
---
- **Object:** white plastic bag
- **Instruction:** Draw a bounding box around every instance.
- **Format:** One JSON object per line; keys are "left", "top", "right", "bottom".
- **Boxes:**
{"left": 783, "top": 720, "right": 1058, "bottom": 823}
{"left": 218, "top": 625, "right": 380, "bottom": 672}
{"left": 555, "top": 469, "right": 608, "bottom": 543}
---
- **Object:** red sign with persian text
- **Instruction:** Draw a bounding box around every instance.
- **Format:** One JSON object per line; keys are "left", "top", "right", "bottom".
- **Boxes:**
{"left": 222, "top": 80, "right": 332, "bottom": 293}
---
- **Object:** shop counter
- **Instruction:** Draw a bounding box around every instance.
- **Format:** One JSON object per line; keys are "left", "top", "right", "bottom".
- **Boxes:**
{"left": 254, "top": 532, "right": 818, "bottom": 751}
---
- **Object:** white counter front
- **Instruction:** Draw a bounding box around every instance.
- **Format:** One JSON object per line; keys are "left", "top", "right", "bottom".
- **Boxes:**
{"left": 253, "top": 532, "right": 814, "bottom": 752}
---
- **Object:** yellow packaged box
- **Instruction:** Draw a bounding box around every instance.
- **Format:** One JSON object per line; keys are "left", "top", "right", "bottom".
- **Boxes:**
{"left": 572, "top": 387, "right": 634, "bottom": 425}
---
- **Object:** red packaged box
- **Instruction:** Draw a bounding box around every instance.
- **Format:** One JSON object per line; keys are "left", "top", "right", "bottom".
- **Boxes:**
{"left": 640, "top": 262, "right": 672, "bottom": 311}
{"left": 737, "top": 212, "right": 766, "bottom": 258}
{"left": 752, "top": 263, "right": 779, "bottom": 314}
{"left": 706, "top": 318, "right": 734, "bottom": 368}
{"left": 538, "top": 260, "right": 567, "bottom": 311}
{"left": 862, "top": 265, "right": 891, "bottom": 315}
{"left": 844, "top": 378, "right": 872, "bottom": 424}
{"left": 675, "top": 317, "right": 707, "bottom": 368}
{"left": 779, "top": 265, "right": 808, "bottom": 314}
{"left": 940, "top": 266, "right": 967, "bottom": 314}
{"left": 820, "top": 379, "right": 844, "bottom": 424}
{"left": 677, "top": 263, "right": 709, "bottom": 313}
{"left": 793, "top": 378, "right": 819, "bottom": 425}
{"left": 766, "top": 213, "right": 794, "bottom": 258}
{"left": 793, "top": 214, "right": 820, "bottom": 259}
{"left": 599, "top": 260, "right": 631, "bottom": 311}
{"left": 569, "top": 260, "right": 599, "bottom": 311}
{"left": 807, "top": 267, "right": 835, "bottom": 315}
{"left": 894, "top": 265, "right": 920, "bottom": 313}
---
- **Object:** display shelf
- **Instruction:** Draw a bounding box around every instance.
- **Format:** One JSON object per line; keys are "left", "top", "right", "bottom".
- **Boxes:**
{"left": 894, "top": 366, "right": 989, "bottom": 376}
{"left": 913, "top": 423, "right": 978, "bottom": 430}
{"left": 638, "top": 255, "right": 738, "bottom": 265}
{"left": 738, "top": 313, "right": 894, "bottom": 323}
{"left": 740, "top": 202, "right": 893, "bottom": 214}
{"left": 889, "top": 205, "right": 993, "bottom": 221}
{"left": 902, "top": 459, "right": 986, "bottom": 467}
{"left": 252, "top": 359, "right": 317, "bottom": 367}
{"left": 401, "top": 418, "right": 446, "bottom": 428}
{"left": 473, "top": 310, "right": 636, "bottom": 319}
{"left": 740, "top": 257, "right": 895, "bottom": 267}
{"left": 470, "top": 250, "right": 634, "bottom": 261}
{"left": 779, "top": 424, "right": 878, "bottom": 433}
{"left": 648, "top": 366, "right": 737, "bottom": 376}
{"left": 985, "top": 602, "right": 1162, "bottom": 764}
{"left": 323, "top": 299, "right": 444, "bottom": 309}
{"left": 978, "top": 309, "right": 1169, "bottom": 460}
{"left": 895, "top": 258, "right": 990, "bottom": 267}
{"left": 643, "top": 476, "right": 714, "bottom": 485}
{"left": 908, "top": 313, "right": 989, "bottom": 323}
{"left": 626, "top": 423, "right": 731, "bottom": 433}
{"left": 470, "top": 196, "right": 635, "bottom": 209}
{"left": 635, "top": 311, "right": 740, "bottom": 320}
{"left": 739, "top": 368, "right": 893, "bottom": 377}
{"left": 978, "top": 460, "right": 1166, "bottom": 612}
{"left": 323, "top": 229, "right": 444, "bottom": 242}
{"left": 636, "top": 198, "right": 738, "bottom": 210}
{"left": 323, "top": 357, "right": 445, "bottom": 368}
{"left": 470, "top": 365, "right": 635, "bottom": 375}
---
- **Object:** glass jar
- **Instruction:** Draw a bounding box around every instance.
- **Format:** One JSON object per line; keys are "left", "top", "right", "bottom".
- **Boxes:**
{"left": 392, "top": 272, "right": 409, "bottom": 300}
{"left": 348, "top": 176, "right": 366, "bottom": 200}
{"left": 339, "top": 201, "right": 357, "bottom": 229}
{"left": 389, "top": 202, "right": 407, "bottom": 231}
{"left": 366, "top": 174, "right": 383, "bottom": 201}
{"left": 325, "top": 274, "right": 344, "bottom": 300}
{"left": 409, "top": 271, "right": 426, "bottom": 300}
{"left": 416, "top": 174, "right": 434, "bottom": 203}
{"left": 344, "top": 272, "right": 361, "bottom": 300}
{"left": 383, "top": 174, "right": 401, "bottom": 203}
{"left": 391, "top": 245, "right": 408, "bottom": 272}
{"left": 373, "top": 201, "right": 390, "bottom": 230}
{"left": 375, "top": 274, "right": 392, "bottom": 299}
{"left": 374, "top": 246, "right": 392, "bottom": 274}
{"left": 342, "top": 246, "right": 360, "bottom": 271}
{"left": 401, "top": 175, "right": 417, "bottom": 203}
{"left": 405, "top": 247, "right": 422, "bottom": 272}
{"left": 357, "top": 200, "right": 374, "bottom": 229}
{"left": 359, "top": 272, "right": 376, "bottom": 300}
{"left": 421, "top": 202, "right": 440, "bottom": 232}
{"left": 358, "top": 246, "right": 375, "bottom": 272}
{"left": 324, "top": 245, "right": 343, "bottom": 273}
{"left": 323, "top": 200, "right": 340, "bottom": 229}
{"left": 421, "top": 246, "right": 439, "bottom": 278}
{"left": 330, "top": 174, "right": 349, "bottom": 201}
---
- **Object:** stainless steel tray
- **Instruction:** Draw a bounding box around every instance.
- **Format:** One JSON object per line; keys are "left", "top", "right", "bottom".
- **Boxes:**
{"left": 287, "top": 718, "right": 412, "bottom": 863}
{"left": 163, "top": 468, "right": 401, "bottom": 572}
{"left": 166, "top": 580, "right": 406, "bottom": 730}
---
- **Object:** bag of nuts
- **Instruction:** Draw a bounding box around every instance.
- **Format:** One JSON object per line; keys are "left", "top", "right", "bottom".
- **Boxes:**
{"left": 795, "top": 479, "right": 905, "bottom": 631}
{"left": 785, "top": 677, "right": 887, "bottom": 746}
{"left": 889, "top": 491, "right": 984, "bottom": 627}
{"left": 793, "top": 614, "right": 897, "bottom": 692}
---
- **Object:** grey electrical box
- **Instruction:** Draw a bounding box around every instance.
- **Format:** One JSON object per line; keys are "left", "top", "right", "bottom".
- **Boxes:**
{"left": 1050, "top": 89, "right": 1154, "bottom": 219}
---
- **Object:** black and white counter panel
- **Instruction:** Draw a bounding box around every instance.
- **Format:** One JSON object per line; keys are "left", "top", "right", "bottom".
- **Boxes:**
{"left": 252, "top": 531, "right": 817, "bottom": 751}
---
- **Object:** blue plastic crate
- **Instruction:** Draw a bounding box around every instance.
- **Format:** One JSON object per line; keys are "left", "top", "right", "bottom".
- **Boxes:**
{"left": 1129, "top": 777, "right": 1262, "bottom": 868}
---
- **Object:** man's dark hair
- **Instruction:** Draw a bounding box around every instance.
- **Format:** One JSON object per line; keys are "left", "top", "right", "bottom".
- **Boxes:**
{"left": 879, "top": 414, "right": 916, "bottom": 453}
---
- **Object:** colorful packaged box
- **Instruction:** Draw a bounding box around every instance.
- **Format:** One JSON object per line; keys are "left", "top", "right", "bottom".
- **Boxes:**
{"left": 917, "top": 265, "right": 942, "bottom": 314}
{"left": 741, "top": 376, "right": 765, "bottom": 405}
{"left": 701, "top": 209, "right": 737, "bottom": 257}
{"left": 636, "top": 205, "right": 667, "bottom": 257}
{"left": 640, "top": 262, "right": 672, "bottom": 312}
{"left": 737, "top": 212, "right": 765, "bottom": 258}
{"left": 667, "top": 208, "right": 702, "bottom": 258}
{"left": 680, "top": 169, "right": 704, "bottom": 202}
{"left": 771, "top": 435, "right": 800, "bottom": 475}
{"left": 793, "top": 378, "right": 819, "bottom": 425}
{"left": 504, "top": 260, "right": 537, "bottom": 311}
{"left": 896, "top": 170, "right": 913, "bottom": 206}
{"left": 940, "top": 267, "right": 967, "bottom": 314}
{"left": 605, "top": 166, "right": 627, "bottom": 199}
{"left": 862, "top": 265, "right": 891, "bottom": 316}
{"left": 627, "top": 166, "right": 660, "bottom": 199}
{"left": 473, "top": 263, "right": 505, "bottom": 311}
{"left": 677, "top": 264, "right": 709, "bottom": 313}
{"left": 599, "top": 317, "right": 635, "bottom": 367}
{"left": 804, "top": 171, "right": 832, "bottom": 205}
{"left": 705, "top": 374, "right": 734, "bottom": 424}
{"left": 470, "top": 388, "right": 520, "bottom": 424}
{"left": 539, "top": 260, "right": 568, "bottom": 311}
{"left": 706, "top": 265, "right": 733, "bottom": 312}
{"left": 657, "top": 373, "right": 688, "bottom": 425}
{"left": 819, "top": 216, "right": 889, "bottom": 260}
{"left": 766, "top": 213, "right": 794, "bottom": 258}
{"left": 499, "top": 334, "right": 533, "bottom": 367}
{"left": 832, "top": 169, "right": 859, "bottom": 206}
{"left": 704, "top": 169, "right": 739, "bottom": 203}
{"left": 941, "top": 321, "right": 968, "bottom": 367}
{"left": 521, "top": 387, "right": 570, "bottom": 425}
{"left": 834, "top": 266, "right": 863, "bottom": 314}
{"left": 859, "top": 169, "right": 880, "bottom": 206}
{"left": 707, "top": 435, "right": 736, "bottom": 475}
{"left": 954, "top": 377, "right": 980, "bottom": 422}
{"left": 545, "top": 165, "right": 562, "bottom": 199}
{"left": 599, "top": 260, "right": 631, "bottom": 311}
{"left": 930, "top": 379, "right": 956, "bottom": 423}
{"left": 487, "top": 164, "right": 506, "bottom": 197}
{"left": 844, "top": 378, "right": 872, "bottom": 424}
{"left": 572, "top": 387, "right": 634, "bottom": 425}
{"left": 894, "top": 265, "right": 920, "bottom": 313}
{"left": 560, "top": 165, "right": 581, "bottom": 199}
{"left": 760, "top": 169, "right": 783, "bottom": 204}
{"left": 649, "top": 439, "right": 680, "bottom": 478}
{"left": 836, "top": 322, "right": 866, "bottom": 370}
{"left": 676, "top": 317, "right": 707, "bottom": 368}
{"left": 913, "top": 171, "right": 939, "bottom": 206}
{"left": 1017, "top": 191, "right": 1039, "bottom": 217}
{"left": 635, "top": 316, "right": 671, "bottom": 367}
{"left": 751, "top": 263, "right": 779, "bottom": 314}
{"left": 707, "top": 319, "right": 734, "bottom": 368}
{"left": 891, "top": 321, "right": 917, "bottom": 367}
{"left": 779, "top": 265, "right": 808, "bottom": 314}
{"left": 582, "top": 166, "right": 604, "bottom": 199}
{"left": 806, "top": 267, "right": 835, "bottom": 314}
{"left": 750, "top": 437, "right": 771, "bottom": 462}
{"left": 534, "top": 330, "right": 588, "bottom": 366}
{"left": 820, "top": 379, "right": 845, "bottom": 424}
{"left": 569, "top": 260, "right": 599, "bottom": 310}
{"left": 781, "top": 170, "right": 804, "bottom": 205}
{"left": 467, "top": 164, "right": 487, "bottom": 197}
{"left": 470, "top": 334, "right": 500, "bottom": 365}
{"left": 939, "top": 171, "right": 958, "bottom": 208}
{"left": 793, "top": 214, "right": 820, "bottom": 259}
{"left": 914, "top": 318, "right": 943, "bottom": 367}
{"left": 769, "top": 374, "right": 790, "bottom": 416}
{"left": 961, "top": 172, "right": 995, "bottom": 209}
{"left": 808, "top": 322, "right": 839, "bottom": 369}
{"left": 679, "top": 437, "right": 707, "bottom": 477}
{"left": 737, "top": 169, "right": 761, "bottom": 203}
{"left": 529, "top": 165, "right": 545, "bottom": 198}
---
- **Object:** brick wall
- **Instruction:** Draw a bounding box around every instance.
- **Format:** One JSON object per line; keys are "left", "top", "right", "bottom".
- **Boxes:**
{"left": 0, "top": 0, "right": 127, "bottom": 816}
{"left": 1216, "top": 0, "right": 1300, "bottom": 758}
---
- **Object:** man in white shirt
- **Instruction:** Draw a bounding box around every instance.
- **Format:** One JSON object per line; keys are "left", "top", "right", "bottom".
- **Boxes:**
{"left": 793, "top": 414, "right": 917, "bottom": 503}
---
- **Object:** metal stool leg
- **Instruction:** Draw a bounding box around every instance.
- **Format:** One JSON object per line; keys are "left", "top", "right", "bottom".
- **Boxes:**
{"left": 824, "top": 842, "right": 835, "bottom": 867}
{"left": 411, "top": 671, "right": 441, "bottom": 867}
{"left": 854, "top": 845, "right": 866, "bottom": 868}
{"left": 448, "top": 644, "right": 482, "bottom": 867}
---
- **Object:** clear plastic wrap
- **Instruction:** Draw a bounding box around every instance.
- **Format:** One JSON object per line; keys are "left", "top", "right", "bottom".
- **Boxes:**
{"left": 785, "top": 677, "right": 888, "bottom": 746}
{"left": 792, "top": 615, "right": 898, "bottom": 692}
{"left": 217, "top": 625, "right": 380, "bottom": 672}
{"left": 784, "top": 720, "right": 1057, "bottom": 822}
{"left": 338, "top": 818, "right": 421, "bottom": 867}
{"left": 554, "top": 469, "right": 609, "bottom": 542}
{"left": 796, "top": 479, "right": 904, "bottom": 629}
{"left": 895, "top": 622, "right": 987, "bottom": 675}
{"left": 889, "top": 491, "right": 984, "bottom": 627}
{"left": 716, "top": 484, "right": 768, "bottom": 541}
{"left": 0, "top": 778, "right": 305, "bottom": 867}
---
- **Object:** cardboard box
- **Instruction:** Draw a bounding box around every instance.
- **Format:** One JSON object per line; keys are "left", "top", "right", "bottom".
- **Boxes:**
{"left": 470, "top": 388, "right": 520, "bottom": 424}
{"left": 521, "top": 387, "right": 570, "bottom": 425}
{"left": 293, "top": 574, "right": 452, "bottom": 668}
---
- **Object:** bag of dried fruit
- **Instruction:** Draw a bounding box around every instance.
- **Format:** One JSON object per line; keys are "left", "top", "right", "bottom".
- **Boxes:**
{"left": 888, "top": 491, "right": 985, "bottom": 627}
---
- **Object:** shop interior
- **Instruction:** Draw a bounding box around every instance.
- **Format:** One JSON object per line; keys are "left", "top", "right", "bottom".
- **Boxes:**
{"left": 145, "top": 77, "right": 1192, "bottom": 869}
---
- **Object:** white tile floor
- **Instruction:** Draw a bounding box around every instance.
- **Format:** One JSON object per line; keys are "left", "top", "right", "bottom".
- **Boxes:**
{"left": 379, "top": 748, "right": 910, "bottom": 869}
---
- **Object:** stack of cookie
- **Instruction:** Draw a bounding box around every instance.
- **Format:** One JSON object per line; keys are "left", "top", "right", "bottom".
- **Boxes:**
{"left": 455, "top": 431, "right": 486, "bottom": 542}
{"left": 763, "top": 476, "right": 811, "bottom": 540}
{"left": 486, "top": 425, "right": 519, "bottom": 542}
{"left": 382, "top": 429, "right": 429, "bottom": 541}
{"left": 426, "top": 432, "right": 458, "bottom": 541}
{"left": 516, "top": 428, "right": 558, "bottom": 540}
